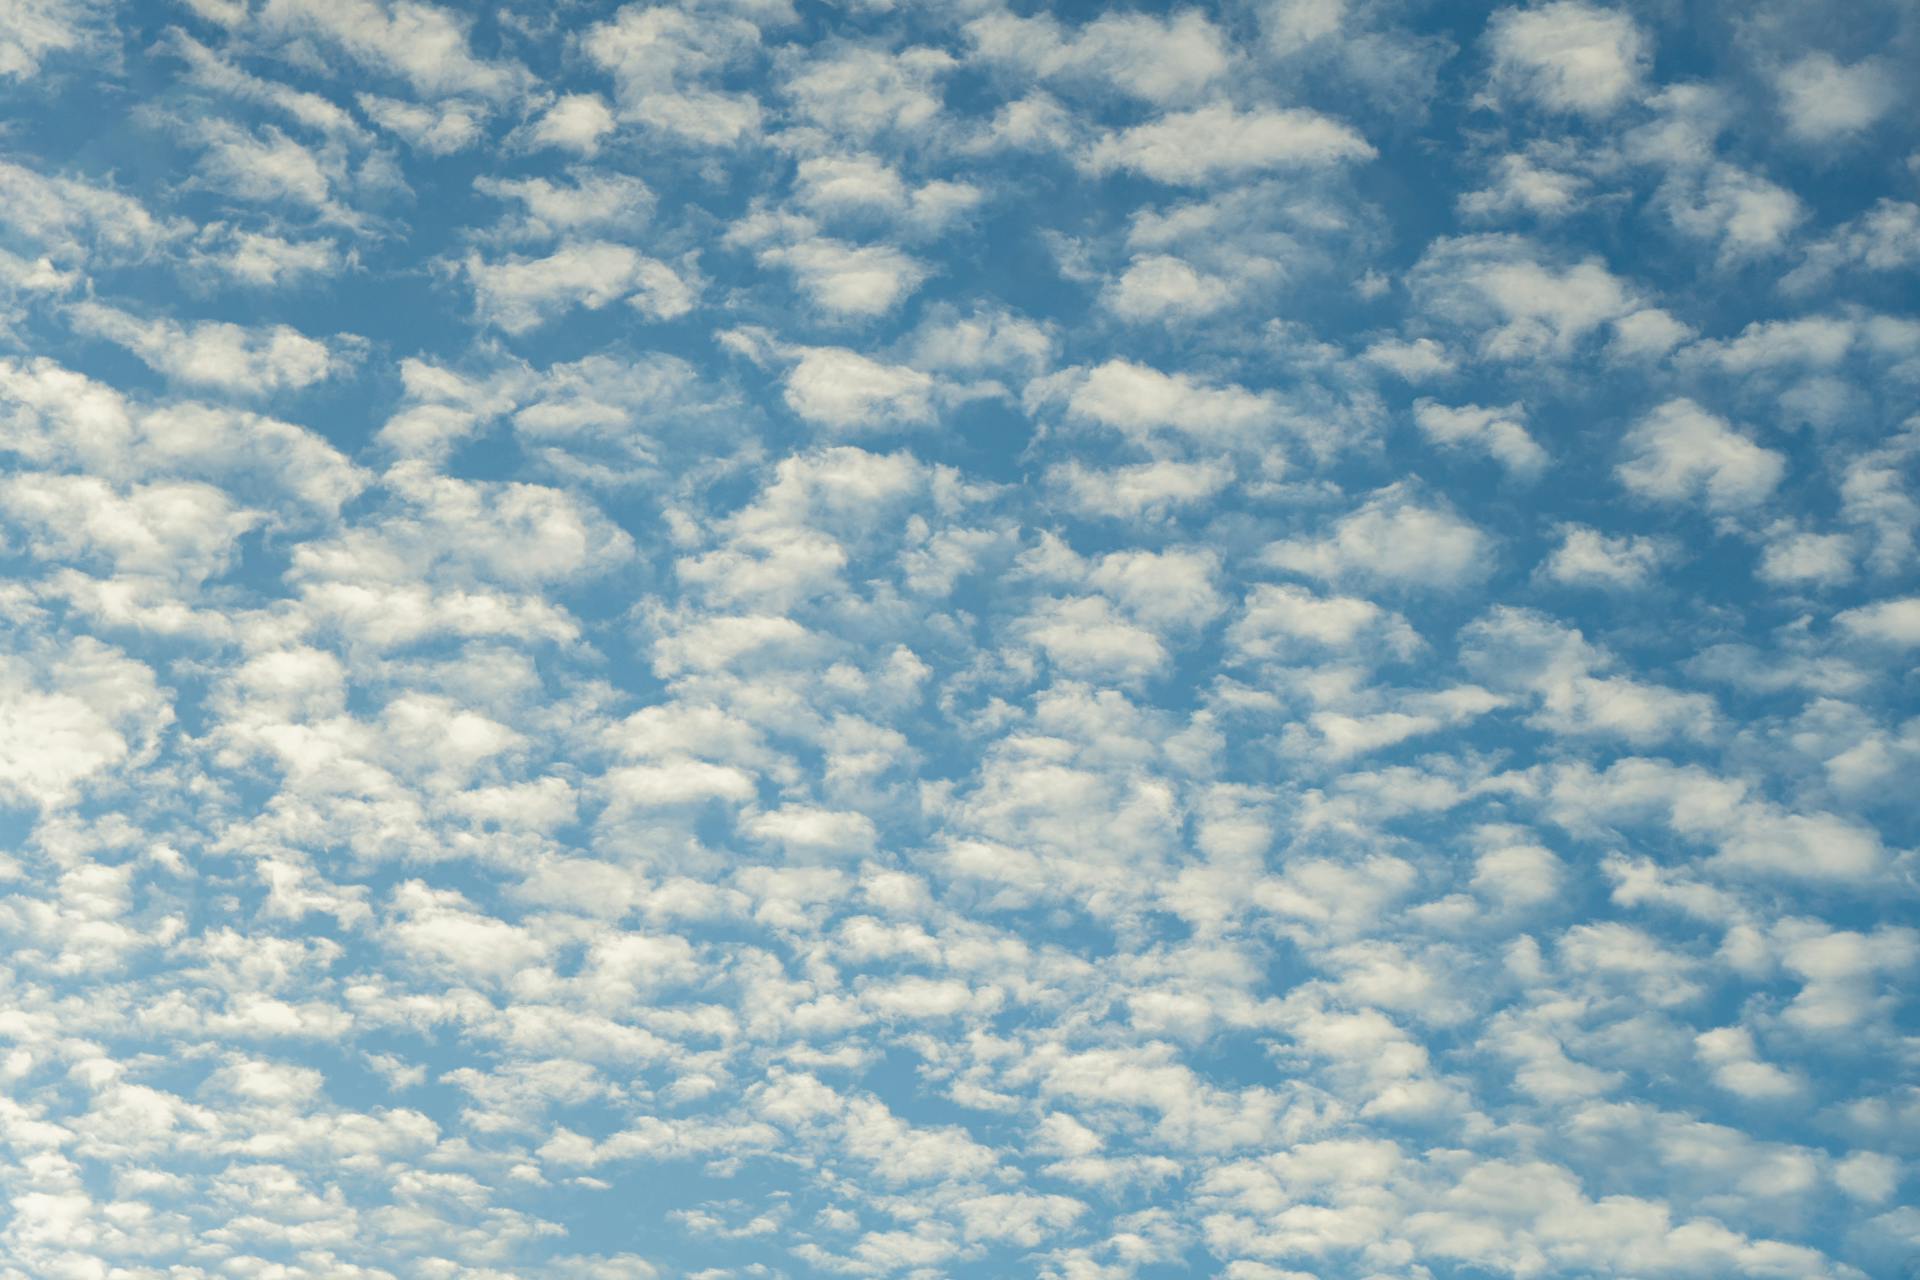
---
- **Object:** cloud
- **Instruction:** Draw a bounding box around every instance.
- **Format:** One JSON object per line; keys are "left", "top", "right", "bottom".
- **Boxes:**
{"left": 1784, "top": 199, "right": 1920, "bottom": 292}
{"left": 1836, "top": 596, "right": 1920, "bottom": 646}
{"left": 965, "top": 10, "right": 1228, "bottom": 104}
{"left": 1364, "top": 337, "right": 1457, "bottom": 380}
{"left": 257, "top": 0, "right": 528, "bottom": 101}
{"left": 1028, "top": 359, "right": 1279, "bottom": 446}
{"left": 1461, "top": 607, "right": 1716, "bottom": 745}
{"left": 1538, "top": 524, "right": 1670, "bottom": 588}
{"left": 1547, "top": 758, "right": 1886, "bottom": 881}
{"left": 67, "top": 301, "right": 341, "bottom": 394}
{"left": 1459, "top": 151, "right": 1588, "bottom": 220}
{"left": 757, "top": 237, "right": 929, "bottom": 316}
{"left": 1017, "top": 595, "right": 1170, "bottom": 681}
{"left": 782, "top": 44, "right": 954, "bottom": 139}
{"left": 1226, "top": 583, "right": 1422, "bottom": 662}
{"left": 0, "top": 160, "right": 184, "bottom": 264}
{"left": 779, "top": 346, "right": 936, "bottom": 432}
{"left": 0, "top": 7, "right": 1912, "bottom": 1280}
{"left": 0, "top": 0, "right": 104, "bottom": 81}
{"left": 356, "top": 92, "right": 487, "bottom": 154}
{"left": 1103, "top": 255, "right": 1236, "bottom": 322}
{"left": 1661, "top": 163, "right": 1804, "bottom": 262}
{"left": 1412, "top": 399, "right": 1547, "bottom": 476}
{"left": 475, "top": 171, "right": 654, "bottom": 239}
{"left": 1755, "top": 526, "right": 1852, "bottom": 587}
{"left": 0, "top": 637, "right": 171, "bottom": 810}
{"left": 464, "top": 242, "right": 694, "bottom": 331}
{"left": 189, "top": 120, "right": 345, "bottom": 213}
{"left": 1486, "top": 1, "right": 1649, "bottom": 116}
{"left": 1264, "top": 485, "right": 1493, "bottom": 588}
{"left": 528, "top": 94, "right": 617, "bottom": 155}
{"left": 1048, "top": 458, "right": 1233, "bottom": 520}
{"left": 1408, "top": 234, "right": 1639, "bottom": 359}
{"left": 1616, "top": 399, "right": 1785, "bottom": 511}
{"left": 0, "top": 472, "right": 258, "bottom": 583}
{"left": 1086, "top": 105, "right": 1375, "bottom": 184}
{"left": 1773, "top": 54, "right": 1898, "bottom": 142}
{"left": 583, "top": 2, "right": 766, "bottom": 144}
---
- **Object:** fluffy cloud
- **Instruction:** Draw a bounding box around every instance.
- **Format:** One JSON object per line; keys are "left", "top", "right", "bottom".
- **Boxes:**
{"left": 465, "top": 242, "right": 694, "bottom": 331}
{"left": 1773, "top": 54, "right": 1898, "bottom": 143}
{"left": 1412, "top": 399, "right": 1547, "bottom": 476}
{"left": 67, "top": 301, "right": 341, "bottom": 394}
{"left": 1029, "top": 359, "right": 1279, "bottom": 446}
{"left": 1616, "top": 399, "right": 1785, "bottom": 511}
{"left": 1086, "top": 105, "right": 1375, "bottom": 183}
{"left": 1486, "top": 1, "right": 1649, "bottom": 116}
{"left": 1265, "top": 485, "right": 1494, "bottom": 588}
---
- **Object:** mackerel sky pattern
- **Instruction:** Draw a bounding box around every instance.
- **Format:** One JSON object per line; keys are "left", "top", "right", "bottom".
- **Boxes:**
{"left": 0, "top": 1, "right": 1918, "bottom": 1277}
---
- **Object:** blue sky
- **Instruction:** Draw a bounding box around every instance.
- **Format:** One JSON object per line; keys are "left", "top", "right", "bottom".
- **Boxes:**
{"left": 0, "top": 0, "right": 1917, "bottom": 1276}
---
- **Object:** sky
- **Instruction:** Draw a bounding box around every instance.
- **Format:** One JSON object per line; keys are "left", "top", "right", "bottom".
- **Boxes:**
{"left": 0, "top": 0, "right": 1917, "bottom": 1277}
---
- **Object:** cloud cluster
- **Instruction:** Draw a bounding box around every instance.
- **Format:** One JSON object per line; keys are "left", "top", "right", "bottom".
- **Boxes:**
{"left": 0, "top": 1, "right": 1915, "bottom": 1278}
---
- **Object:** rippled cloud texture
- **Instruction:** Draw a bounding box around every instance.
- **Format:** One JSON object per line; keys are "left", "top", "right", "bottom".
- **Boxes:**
{"left": 1, "top": 1, "right": 1918, "bottom": 1276}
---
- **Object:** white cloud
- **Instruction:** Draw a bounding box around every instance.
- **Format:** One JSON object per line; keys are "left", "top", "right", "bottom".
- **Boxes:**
{"left": 0, "top": 638, "right": 170, "bottom": 810}
{"left": 909, "top": 305, "right": 1053, "bottom": 374}
{"left": 0, "top": 12, "right": 1911, "bottom": 1279}
{"left": 780, "top": 346, "right": 935, "bottom": 432}
{"left": 1462, "top": 607, "right": 1716, "bottom": 745}
{"left": 0, "top": 158, "right": 183, "bottom": 266}
{"left": 1364, "top": 337, "right": 1457, "bottom": 381}
{"left": 965, "top": 10, "right": 1228, "bottom": 104}
{"left": 188, "top": 226, "right": 341, "bottom": 288}
{"left": 1833, "top": 1151, "right": 1901, "bottom": 1204}
{"left": 1662, "top": 163, "right": 1805, "bottom": 262}
{"left": 1539, "top": 524, "right": 1669, "bottom": 588}
{"left": 756, "top": 237, "right": 929, "bottom": 317}
{"left": 1606, "top": 307, "right": 1693, "bottom": 361}
{"left": 1459, "top": 151, "right": 1588, "bottom": 220}
{"left": 465, "top": 242, "right": 694, "bottom": 332}
{"left": 1048, "top": 458, "right": 1232, "bottom": 520}
{"left": 1103, "top": 255, "right": 1235, "bottom": 322}
{"left": 1086, "top": 105, "right": 1375, "bottom": 184}
{"left": 1695, "top": 1026, "right": 1800, "bottom": 1100}
{"left": 190, "top": 121, "right": 342, "bottom": 212}
{"left": 257, "top": 0, "right": 527, "bottom": 100}
{"left": 1486, "top": 1, "right": 1648, "bottom": 116}
{"left": 745, "top": 805, "right": 878, "bottom": 856}
{"left": 1409, "top": 234, "right": 1639, "bottom": 359}
{"left": 1028, "top": 359, "right": 1278, "bottom": 446}
{"left": 727, "top": 210, "right": 931, "bottom": 316}
{"left": 475, "top": 172, "right": 654, "bottom": 240}
{"left": 1774, "top": 54, "right": 1898, "bottom": 142}
{"left": 783, "top": 44, "right": 953, "bottom": 139}
{"left": 356, "top": 92, "right": 486, "bottom": 155}
{"left": 0, "top": 0, "right": 103, "bottom": 81}
{"left": 0, "top": 472, "right": 257, "bottom": 583}
{"left": 1836, "top": 596, "right": 1920, "bottom": 646}
{"left": 1265, "top": 485, "right": 1492, "bottom": 589}
{"left": 1472, "top": 828, "right": 1563, "bottom": 908}
{"left": 1756, "top": 527, "right": 1852, "bottom": 587}
{"left": 1412, "top": 399, "right": 1546, "bottom": 476}
{"left": 67, "top": 301, "right": 340, "bottom": 394}
{"left": 1226, "top": 582, "right": 1421, "bottom": 662}
{"left": 1019, "top": 595, "right": 1168, "bottom": 680}
{"left": 1547, "top": 757, "right": 1886, "bottom": 881}
{"left": 584, "top": 3, "right": 766, "bottom": 144}
{"left": 529, "top": 94, "right": 617, "bottom": 155}
{"left": 1616, "top": 399, "right": 1785, "bottom": 511}
{"left": 1785, "top": 199, "right": 1920, "bottom": 292}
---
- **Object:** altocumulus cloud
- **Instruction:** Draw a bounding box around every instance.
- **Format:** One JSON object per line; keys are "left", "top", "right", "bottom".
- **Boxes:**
{"left": 0, "top": 1, "right": 1916, "bottom": 1278}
